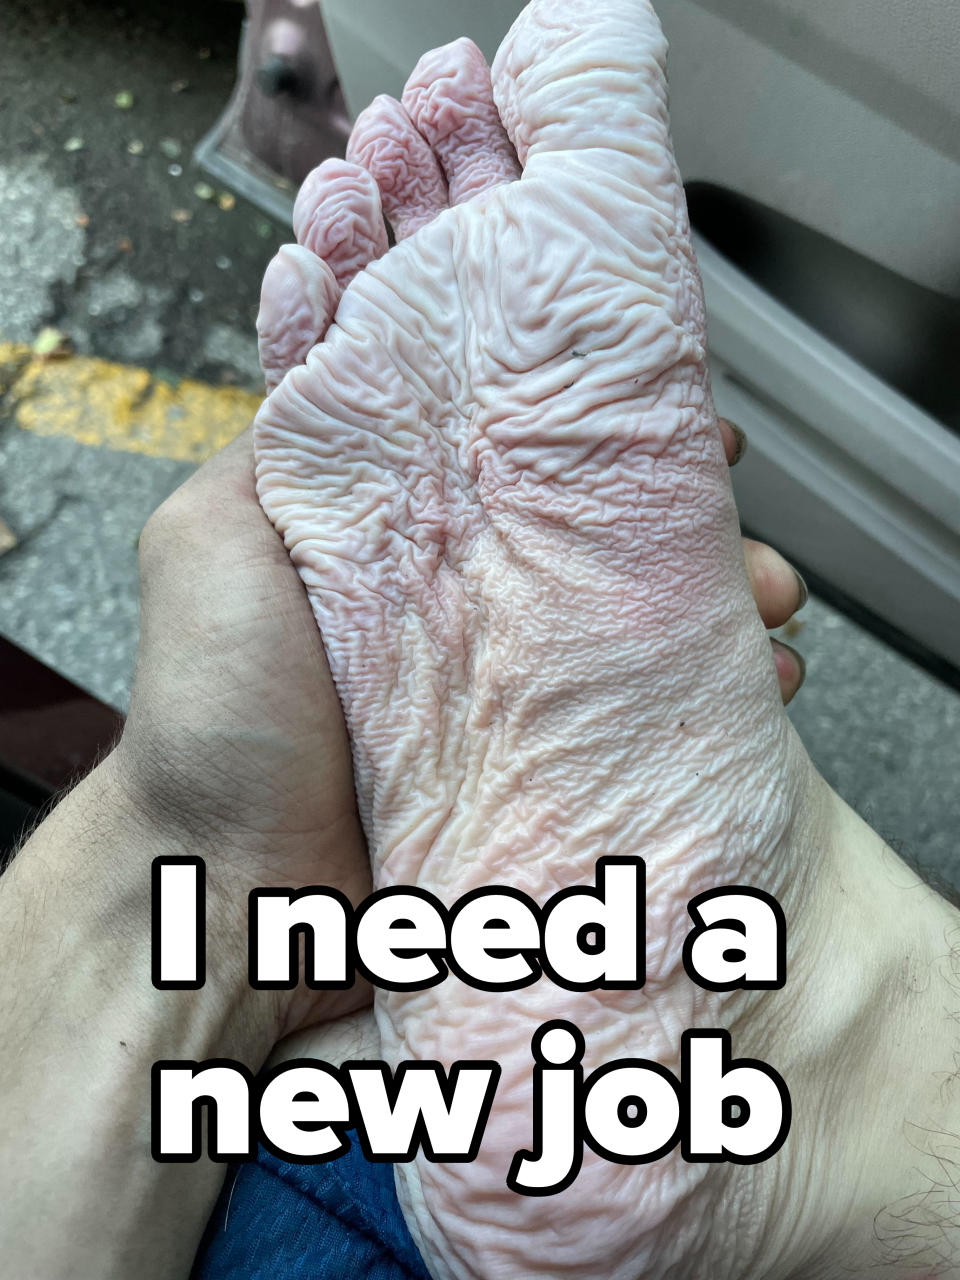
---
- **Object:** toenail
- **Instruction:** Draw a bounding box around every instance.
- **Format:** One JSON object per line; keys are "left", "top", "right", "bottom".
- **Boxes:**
{"left": 727, "top": 421, "right": 748, "bottom": 466}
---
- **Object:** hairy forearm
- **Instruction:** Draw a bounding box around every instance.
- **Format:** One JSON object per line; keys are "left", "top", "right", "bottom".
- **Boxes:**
{"left": 0, "top": 755, "right": 279, "bottom": 1280}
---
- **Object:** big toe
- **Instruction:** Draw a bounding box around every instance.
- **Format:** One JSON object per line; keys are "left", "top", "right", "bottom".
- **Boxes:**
{"left": 492, "top": 0, "right": 671, "bottom": 185}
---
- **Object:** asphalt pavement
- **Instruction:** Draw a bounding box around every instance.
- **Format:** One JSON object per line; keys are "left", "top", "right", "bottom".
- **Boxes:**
{"left": 1, "top": 0, "right": 958, "bottom": 884}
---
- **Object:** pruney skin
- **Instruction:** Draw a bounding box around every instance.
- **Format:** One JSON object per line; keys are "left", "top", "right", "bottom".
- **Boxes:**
{"left": 254, "top": 3, "right": 960, "bottom": 1278}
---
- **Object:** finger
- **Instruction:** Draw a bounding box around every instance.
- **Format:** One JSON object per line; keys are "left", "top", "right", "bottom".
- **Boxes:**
{"left": 402, "top": 37, "right": 521, "bottom": 205}
{"left": 743, "top": 538, "right": 808, "bottom": 629}
{"left": 346, "top": 95, "right": 449, "bottom": 240}
{"left": 292, "top": 158, "right": 389, "bottom": 288}
{"left": 719, "top": 418, "right": 747, "bottom": 467}
{"left": 258, "top": 245, "right": 340, "bottom": 394}
{"left": 772, "top": 638, "right": 806, "bottom": 705}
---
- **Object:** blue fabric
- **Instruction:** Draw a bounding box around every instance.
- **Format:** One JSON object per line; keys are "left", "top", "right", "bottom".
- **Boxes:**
{"left": 193, "top": 1134, "right": 430, "bottom": 1280}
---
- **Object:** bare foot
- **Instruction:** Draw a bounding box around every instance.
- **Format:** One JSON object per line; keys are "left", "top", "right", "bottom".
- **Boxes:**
{"left": 255, "top": 4, "right": 960, "bottom": 1277}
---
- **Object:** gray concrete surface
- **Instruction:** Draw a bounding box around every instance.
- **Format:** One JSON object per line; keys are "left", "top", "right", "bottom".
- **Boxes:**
{"left": 777, "top": 601, "right": 960, "bottom": 876}
{"left": 0, "top": 0, "right": 286, "bottom": 699}
{"left": 0, "top": 0, "right": 286, "bottom": 385}
{"left": 0, "top": 426, "right": 192, "bottom": 709}
{"left": 0, "top": 0, "right": 957, "bottom": 885}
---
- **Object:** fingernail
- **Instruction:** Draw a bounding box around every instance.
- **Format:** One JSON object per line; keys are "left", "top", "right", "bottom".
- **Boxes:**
{"left": 794, "top": 569, "right": 809, "bottom": 610}
{"left": 792, "top": 645, "right": 806, "bottom": 684}
{"left": 727, "top": 421, "right": 748, "bottom": 466}
{"left": 773, "top": 639, "right": 806, "bottom": 699}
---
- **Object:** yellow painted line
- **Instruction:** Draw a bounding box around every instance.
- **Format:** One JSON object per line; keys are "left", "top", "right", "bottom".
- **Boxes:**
{"left": 0, "top": 342, "right": 263, "bottom": 464}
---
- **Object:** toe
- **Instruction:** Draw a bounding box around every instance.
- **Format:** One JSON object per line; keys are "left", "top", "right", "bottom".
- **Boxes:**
{"left": 489, "top": 0, "right": 710, "bottom": 471}
{"left": 743, "top": 538, "right": 808, "bottom": 629}
{"left": 257, "top": 245, "right": 340, "bottom": 394}
{"left": 402, "top": 37, "right": 521, "bottom": 205}
{"left": 491, "top": 0, "right": 669, "bottom": 172}
{"left": 772, "top": 639, "right": 806, "bottom": 705}
{"left": 292, "top": 158, "right": 389, "bottom": 289}
{"left": 346, "top": 95, "right": 448, "bottom": 240}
